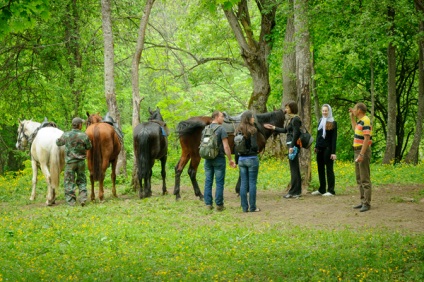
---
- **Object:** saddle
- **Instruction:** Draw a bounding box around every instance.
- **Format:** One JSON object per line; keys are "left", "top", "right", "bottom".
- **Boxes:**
{"left": 102, "top": 112, "right": 124, "bottom": 144}
{"left": 40, "top": 117, "right": 58, "bottom": 128}
{"left": 221, "top": 112, "right": 241, "bottom": 134}
{"left": 150, "top": 120, "right": 169, "bottom": 137}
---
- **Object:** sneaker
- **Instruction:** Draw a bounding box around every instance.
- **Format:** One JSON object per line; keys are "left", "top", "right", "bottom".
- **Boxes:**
{"left": 283, "top": 194, "right": 292, "bottom": 199}
{"left": 292, "top": 194, "right": 302, "bottom": 199}
{"left": 251, "top": 208, "right": 261, "bottom": 212}
{"left": 353, "top": 204, "right": 363, "bottom": 209}
{"left": 360, "top": 205, "right": 370, "bottom": 212}
{"left": 311, "top": 191, "right": 322, "bottom": 196}
{"left": 216, "top": 205, "right": 225, "bottom": 211}
{"left": 205, "top": 205, "right": 213, "bottom": 210}
{"left": 322, "top": 192, "right": 334, "bottom": 197}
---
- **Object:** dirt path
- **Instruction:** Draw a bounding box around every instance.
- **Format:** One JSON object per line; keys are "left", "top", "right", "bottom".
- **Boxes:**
{"left": 225, "top": 184, "right": 424, "bottom": 233}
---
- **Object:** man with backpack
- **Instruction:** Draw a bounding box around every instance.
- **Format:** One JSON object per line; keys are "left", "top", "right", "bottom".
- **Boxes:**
{"left": 201, "top": 110, "right": 236, "bottom": 211}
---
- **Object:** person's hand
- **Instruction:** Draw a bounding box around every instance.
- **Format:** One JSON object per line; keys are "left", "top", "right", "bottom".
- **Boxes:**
{"left": 229, "top": 160, "right": 236, "bottom": 168}
{"left": 330, "top": 154, "right": 336, "bottom": 160}
{"left": 355, "top": 154, "right": 363, "bottom": 163}
{"left": 263, "top": 123, "right": 275, "bottom": 130}
{"left": 289, "top": 147, "right": 293, "bottom": 153}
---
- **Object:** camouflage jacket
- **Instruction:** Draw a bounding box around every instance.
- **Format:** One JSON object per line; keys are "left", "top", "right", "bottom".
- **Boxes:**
{"left": 56, "top": 129, "right": 92, "bottom": 163}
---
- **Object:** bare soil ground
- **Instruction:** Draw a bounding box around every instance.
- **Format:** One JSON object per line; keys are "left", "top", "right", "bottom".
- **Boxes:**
{"left": 225, "top": 184, "right": 424, "bottom": 233}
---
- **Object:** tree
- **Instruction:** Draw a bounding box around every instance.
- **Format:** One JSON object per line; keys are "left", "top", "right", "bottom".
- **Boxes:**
{"left": 101, "top": 0, "right": 126, "bottom": 175}
{"left": 222, "top": 0, "right": 278, "bottom": 112}
{"left": 382, "top": 4, "right": 397, "bottom": 164}
{"left": 405, "top": 0, "right": 424, "bottom": 164}
{"left": 131, "top": 0, "right": 155, "bottom": 189}
{"left": 294, "top": 0, "right": 312, "bottom": 190}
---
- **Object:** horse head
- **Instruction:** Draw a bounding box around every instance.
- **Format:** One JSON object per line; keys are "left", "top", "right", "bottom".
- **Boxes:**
{"left": 86, "top": 112, "right": 103, "bottom": 127}
{"left": 148, "top": 107, "right": 163, "bottom": 122}
{"left": 16, "top": 119, "right": 40, "bottom": 150}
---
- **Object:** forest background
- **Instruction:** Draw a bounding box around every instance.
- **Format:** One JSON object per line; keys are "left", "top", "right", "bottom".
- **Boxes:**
{"left": 1, "top": 0, "right": 423, "bottom": 177}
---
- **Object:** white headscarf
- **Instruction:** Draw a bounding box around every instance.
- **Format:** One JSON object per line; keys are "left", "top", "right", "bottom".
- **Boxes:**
{"left": 317, "top": 104, "right": 334, "bottom": 139}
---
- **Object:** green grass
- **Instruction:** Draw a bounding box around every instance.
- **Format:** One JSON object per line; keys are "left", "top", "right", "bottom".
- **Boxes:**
{"left": 1, "top": 158, "right": 424, "bottom": 281}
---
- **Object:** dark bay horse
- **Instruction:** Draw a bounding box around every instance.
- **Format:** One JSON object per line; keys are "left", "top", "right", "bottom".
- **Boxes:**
{"left": 86, "top": 112, "right": 122, "bottom": 202}
{"left": 133, "top": 107, "right": 168, "bottom": 198}
{"left": 173, "top": 109, "right": 286, "bottom": 200}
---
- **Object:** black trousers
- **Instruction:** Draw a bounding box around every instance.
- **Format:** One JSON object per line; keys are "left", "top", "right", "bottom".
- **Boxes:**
{"left": 316, "top": 147, "right": 335, "bottom": 194}
{"left": 288, "top": 151, "right": 302, "bottom": 195}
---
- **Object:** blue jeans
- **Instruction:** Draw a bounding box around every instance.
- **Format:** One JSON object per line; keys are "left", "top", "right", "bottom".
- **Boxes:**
{"left": 204, "top": 156, "right": 226, "bottom": 206}
{"left": 239, "top": 156, "right": 259, "bottom": 212}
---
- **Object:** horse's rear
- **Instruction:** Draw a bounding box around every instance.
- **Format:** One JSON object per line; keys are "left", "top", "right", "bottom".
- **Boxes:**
{"left": 30, "top": 127, "right": 65, "bottom": 205}
{"left": 174, "top": 116, "right": 212, "bottom": 200}
{"left": 86, "top": 123, "right": 121, "bottom": 202}
{"left": 133, "top": 121, "right": 168, "bottom": 198}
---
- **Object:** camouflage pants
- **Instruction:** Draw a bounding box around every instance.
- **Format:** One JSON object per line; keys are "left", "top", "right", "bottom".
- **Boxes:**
{"left": 64, "top": 161, "right": 87, "bottom": 205}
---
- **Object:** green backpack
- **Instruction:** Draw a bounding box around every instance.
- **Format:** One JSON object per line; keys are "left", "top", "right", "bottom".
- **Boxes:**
{"left": 199, "top": 125, "right": 221, "bottom": 159}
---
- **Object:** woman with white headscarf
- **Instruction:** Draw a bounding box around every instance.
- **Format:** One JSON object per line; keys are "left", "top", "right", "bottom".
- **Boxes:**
{"left": 312, "top": 104, "right": 338, "bottom": 196}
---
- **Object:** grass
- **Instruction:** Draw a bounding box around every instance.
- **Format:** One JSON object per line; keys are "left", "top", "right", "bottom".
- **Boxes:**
{"left": 1, "top": 158, "right": 424, "bottom": 281}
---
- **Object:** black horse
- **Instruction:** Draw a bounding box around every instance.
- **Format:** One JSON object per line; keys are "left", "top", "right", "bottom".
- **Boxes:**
{"left": 173, "top": 109, "right": 286, "bottom": 200}
{"left": 133, "top": 107, "right": 169, "bottom": 198}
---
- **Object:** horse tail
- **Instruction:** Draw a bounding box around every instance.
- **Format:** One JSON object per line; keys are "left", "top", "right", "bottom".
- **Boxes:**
{"left": 49, "top": 142, "right": 63, "bottom": 189}
{"left": 136, "top": 127, "right": 151, "bottom": 180}
{"left": 92, "top": 127, "right": 103, "bottom": 181}
{"left": 176, "top": 120, "right": 206, "bottom": 137}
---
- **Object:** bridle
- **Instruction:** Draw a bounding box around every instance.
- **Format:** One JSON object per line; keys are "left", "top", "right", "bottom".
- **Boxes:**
{"left": 17, "top": 122, "right": 31, "bottom": 149}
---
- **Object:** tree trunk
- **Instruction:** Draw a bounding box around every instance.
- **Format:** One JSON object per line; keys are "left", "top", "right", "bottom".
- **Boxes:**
{"left": 64, "top": 0, "right": 82, "bottom": 117}
{"left": 222, "top": 0, "right": 277, "bottom": 113}
{"left": 405, "top": 0, "right": 424, "bottom": 164}
{"left": 101, "top": 0, "right": 127, "bottom": 175}
{"left": 294, "top": 0, "right": 312, "bottom": 192}
{"left": 282, "top": 0, "right": 297, "bottom": 107}
{"left": 383, "top": 7, "right": 397, "bottom": 164}
{"left": 131, "top": 0, "right": 155, "bottom": 190}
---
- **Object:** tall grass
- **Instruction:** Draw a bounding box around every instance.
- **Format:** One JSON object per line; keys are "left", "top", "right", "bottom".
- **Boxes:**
{"left": 1, "top": 159, "right": 423, "bottom": 281}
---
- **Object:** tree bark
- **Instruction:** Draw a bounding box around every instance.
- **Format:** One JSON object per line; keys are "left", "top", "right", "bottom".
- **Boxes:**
{"left": 131, "top": 0, "right": 155, "bottom": 190}
{"left": 101, "top": 0, "right": 127, "bottom": 175}
{"left": 383, "top": 6, "right": 397, "bottom": 164}
{"left": 63, "top": 0, "right": 82, "bottom": 116}
{"left": 405, "top": 0, "right": 424, "bottom": 164}
{"left": 282, "top": 0, "right": 297, "bottom": 107}
{"left": 222, "top": 0, "right": 277, "bottom": 113}
{"left": 294, "top": 0, "right": 312, "bottom": 192}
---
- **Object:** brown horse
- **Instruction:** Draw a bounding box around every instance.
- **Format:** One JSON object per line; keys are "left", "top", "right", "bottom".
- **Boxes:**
{"left": 85, "top": 112, "right": 122, "bottom": 201}
{"left": 173, "top": 109, "right": 286, "bottom": 200}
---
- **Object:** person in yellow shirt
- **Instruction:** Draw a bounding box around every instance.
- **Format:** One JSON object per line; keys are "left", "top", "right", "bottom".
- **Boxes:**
{"left": 349, "top": 103, "right": 373, "bottom": 212}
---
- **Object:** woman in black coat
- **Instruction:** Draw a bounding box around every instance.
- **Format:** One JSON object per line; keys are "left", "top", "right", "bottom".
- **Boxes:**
{"left": 312, "top": 104, "right": 337, "bottom": 196}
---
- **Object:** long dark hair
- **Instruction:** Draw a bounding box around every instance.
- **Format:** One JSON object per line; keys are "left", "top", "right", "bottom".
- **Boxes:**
{"left": 236, "top": 110, "right": 257, "bottom": 138}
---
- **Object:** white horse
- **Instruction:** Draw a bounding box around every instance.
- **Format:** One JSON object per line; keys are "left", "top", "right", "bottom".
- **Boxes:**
{"left": 16, "top": 119, "right": 65, "bottom": 205}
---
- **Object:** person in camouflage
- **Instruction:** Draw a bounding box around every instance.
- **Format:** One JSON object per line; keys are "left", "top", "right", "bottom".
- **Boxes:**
{"left": 56, "top": 117, "right": 92, "bottom": 206}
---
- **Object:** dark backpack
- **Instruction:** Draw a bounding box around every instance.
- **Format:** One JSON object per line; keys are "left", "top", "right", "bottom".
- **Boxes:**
{"left": 199, "top": 125, "right": 221, "bottom": 159}
{"left": 291, "top": 116, "right": 314, "bottom": 149}
{"left": 234, "top": 132, "right": 249, "bottom": 155}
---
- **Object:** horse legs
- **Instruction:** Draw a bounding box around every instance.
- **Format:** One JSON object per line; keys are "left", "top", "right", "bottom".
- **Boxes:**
{"left": 39, "top": 163, "right": 54, "bottom": 206}
{"left": 110, "top": 160, "right": 118, "bottom": 198}
{"left": 160, "top": 156, "right": 167, "bottom": 195}
{"left": 188, "top": 157, "right": 203, "bottom": 200}
{"left": 235, "top": 175, "right": 241, "bottom": 196}
{"left": 173, "top": 156, "right": 189, "bottom": 200}
{"left": 30, "top": 158, "right": 38, "bottom": 201}
{"left": 90, "top": 174, "right": 96, "bottom": 202}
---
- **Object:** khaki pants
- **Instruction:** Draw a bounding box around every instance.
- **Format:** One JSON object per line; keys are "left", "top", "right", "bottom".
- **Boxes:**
{"left": 354, "top": 147, "right": 372, "bottom": 206}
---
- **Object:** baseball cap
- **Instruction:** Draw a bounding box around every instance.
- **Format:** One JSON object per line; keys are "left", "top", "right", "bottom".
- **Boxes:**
{"left": 72, "top": 117, "right": 83, "bottom": 126}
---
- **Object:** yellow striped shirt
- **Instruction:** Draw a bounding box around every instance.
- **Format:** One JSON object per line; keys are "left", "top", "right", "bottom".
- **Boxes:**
{"left": 353, "top": 116, "right": 372, "bottom": 147}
